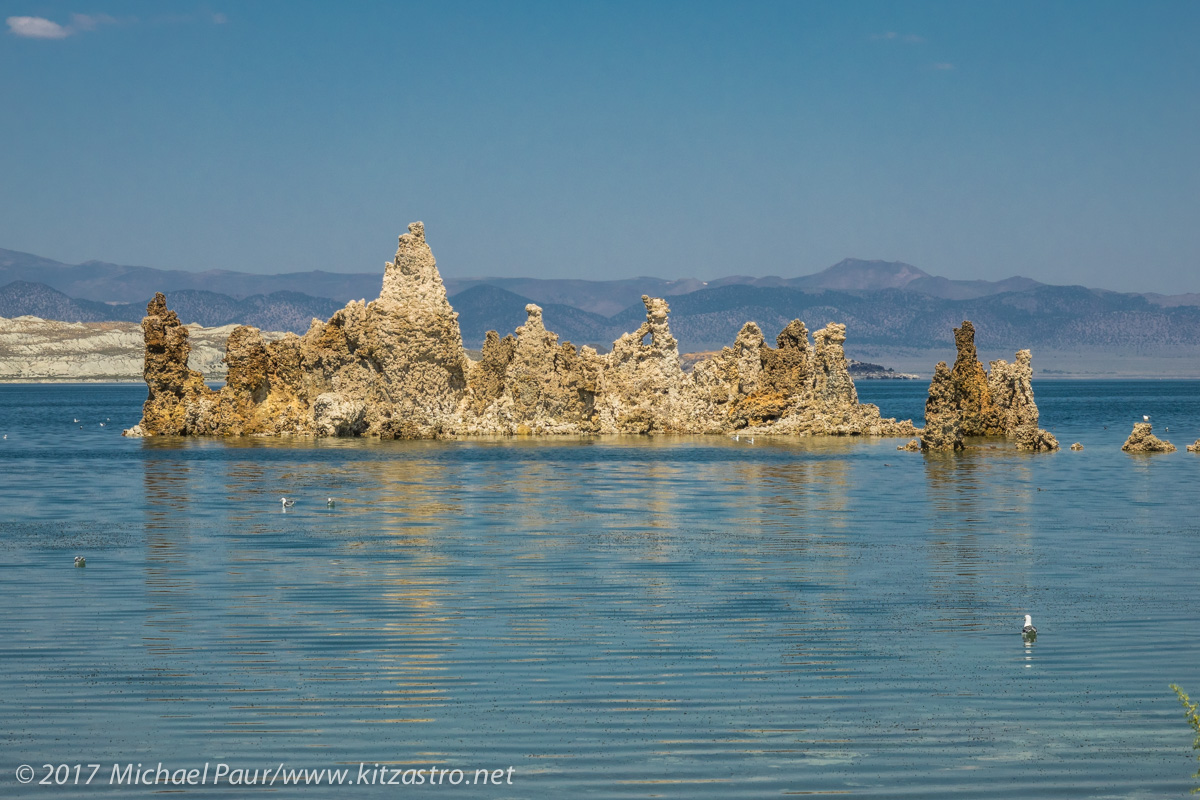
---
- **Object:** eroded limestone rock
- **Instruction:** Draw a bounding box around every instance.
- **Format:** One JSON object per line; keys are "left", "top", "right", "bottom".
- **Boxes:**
{"left": 364, "top": 222, "right": 470, "bottom": 431}
{"left": 921, "top": 362, "right": 963, "bottom": 451}
{"left": 913, "top": 321, "right": 1047, "bottom": 453}
{"left": 812, "top": 323, "right": 857, "bottom": 407}
{"left": 1121, "top": 422, "right": 1176, "bottom": 453}
{"left": 737, "top": 321, "right": 915, "bottom": 438}
{"left": 139, "top": 293, "right": 216, "bottom": 435}
{"left": 1070, "top": 442, "right": 1083, "bottom": 451}
{"left": 988, "top": 350, "right": 1039, "bottom": 434}
{"left": 1188, "top": 440, "right": 1200, "bottom": 452}
{"left": 1016, "top": 425, "right": 1060, "bottom": 452}
{"left": 313, "top": 393, "right": 367, "bottom": 436}
{"left": 597, "top": 295, "right": 693, "bottom": 433}
{"left": 134, "top": 223, "right": 917, "bottom": 439}
{"left": 951, "top": 321, "right": 1003, "bottom": 436}
{"left": 694, "top": 322, "right": 765, "bottom": 429}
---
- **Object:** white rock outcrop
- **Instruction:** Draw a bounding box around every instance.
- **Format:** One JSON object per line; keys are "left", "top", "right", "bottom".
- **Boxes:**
{"left": 0, "top": 315, "right": 275, "bottom": 381}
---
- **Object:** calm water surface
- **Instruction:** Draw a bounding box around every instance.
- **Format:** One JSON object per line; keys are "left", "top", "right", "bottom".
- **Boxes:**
{"left": 1, "top": 381, "right": 1198, "bottom": 798}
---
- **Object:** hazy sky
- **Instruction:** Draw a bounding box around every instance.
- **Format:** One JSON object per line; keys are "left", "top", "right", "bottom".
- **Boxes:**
{"left": 2, "top": 1, "right": 1197, "bottom": 292}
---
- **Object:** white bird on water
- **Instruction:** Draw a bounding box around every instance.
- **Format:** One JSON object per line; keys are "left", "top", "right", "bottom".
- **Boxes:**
{"left": 327, "top": 497, "right": 335, "bottom": 508}
{"left": 280, "top": 497, "right": 295, "bottom": 510}
{"left": 74, "top": 556, "right": 86, "bottom": 568}
{"left": 1022, "top": 614, "right": 1037, "bottom": 638}
{"left": 1143, "top": 415, "right": 1150, "bottom": 422}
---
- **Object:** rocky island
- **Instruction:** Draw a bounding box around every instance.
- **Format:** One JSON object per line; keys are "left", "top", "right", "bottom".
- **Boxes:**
{"left": 125, "top": 223, "right": 919, "bottom": 439}
{"left": 1122, "top": 423, "right": 1176, "bottom": 453}
{"left": 905, "top": 321, "right": 1058, "bottom": 452}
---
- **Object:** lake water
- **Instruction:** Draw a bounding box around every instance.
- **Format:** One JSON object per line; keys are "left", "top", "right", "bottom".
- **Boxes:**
{"left": 1, "top": 381, "right": 1198, "bottom": 798}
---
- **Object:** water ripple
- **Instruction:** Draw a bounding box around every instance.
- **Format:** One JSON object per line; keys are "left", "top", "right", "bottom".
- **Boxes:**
{"left": 0, "top": 383, "right": 1198, "bottom": 798}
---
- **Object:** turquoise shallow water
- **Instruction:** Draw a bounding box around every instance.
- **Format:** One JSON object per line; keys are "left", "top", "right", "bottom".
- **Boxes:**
{"left": 1, "top": 381, "right": 1198, "bottom": 798}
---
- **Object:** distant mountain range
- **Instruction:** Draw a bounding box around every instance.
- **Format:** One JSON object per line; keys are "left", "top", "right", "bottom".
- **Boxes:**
{"left": 3, "top": 247, "right": 1200, "bottom": 367}
{"left": 0, "top": 248, "right": 385, "bottom": 305}
{"left": 451, "top": 281, "right": 1200, "bottom": 356}
{"left": 0, "top": 280, "right": 342, "bottom": 334}
{"left": 442, "top": 260, "right": 1050, "bottom": 316}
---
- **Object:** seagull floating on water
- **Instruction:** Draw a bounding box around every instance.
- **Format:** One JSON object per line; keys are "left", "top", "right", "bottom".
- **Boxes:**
{"left": 327, "top": 497, "right": 335, "bottom": 508}
{"left": 1022, "top": 614, "right": 1037, "bottom": 639}
{"left": 74, "top": 556, "right": 86, "bottom": 568}
{"left": 280, "top": 497, "right": 295, "bottom": 509}
{"left": 1143, "top": 415, "right": 1150, "bottom": 422}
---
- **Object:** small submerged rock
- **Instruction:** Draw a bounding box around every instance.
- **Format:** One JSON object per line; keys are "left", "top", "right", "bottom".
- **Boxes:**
{"left": 1070, "top": 442, "right": 1083, "bottom": 451}
{"left": 1016, "top": 425, "right": 1059, "bottom": 452}
{"left": 897, "top": 439, "right": 921, "bottom": 452}
{"left": 1121, "top": 422, "right": 1175, "bottom": 453}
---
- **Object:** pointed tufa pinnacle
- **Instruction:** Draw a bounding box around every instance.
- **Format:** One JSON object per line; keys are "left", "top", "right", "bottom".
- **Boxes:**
{"left": 520, "top": 304, "right": 546, "bottom": 333}
{"left": 379, "top": 220, "right": 456, "bottom": 314}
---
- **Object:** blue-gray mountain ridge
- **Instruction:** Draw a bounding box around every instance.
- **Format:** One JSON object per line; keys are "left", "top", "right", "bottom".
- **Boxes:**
{"left": 2, "top": 247, "right": 1199, "bottom": 358}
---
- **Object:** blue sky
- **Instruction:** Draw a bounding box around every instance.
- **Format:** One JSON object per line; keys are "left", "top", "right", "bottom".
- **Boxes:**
{"left": 1, "top": 1, "right": 1197, "bottom": 291}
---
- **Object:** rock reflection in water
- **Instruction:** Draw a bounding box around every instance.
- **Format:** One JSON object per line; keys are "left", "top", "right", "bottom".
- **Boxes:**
{"left": 919, "top": 448, "right": 1036, "bottom": 632}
